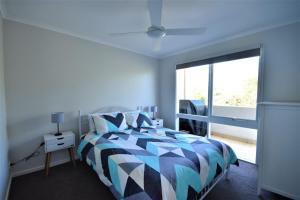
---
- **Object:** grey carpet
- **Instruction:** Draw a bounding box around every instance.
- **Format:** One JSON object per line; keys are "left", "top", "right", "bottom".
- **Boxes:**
{"left": 9, "top": 160, "right": 290, "bottom": 200}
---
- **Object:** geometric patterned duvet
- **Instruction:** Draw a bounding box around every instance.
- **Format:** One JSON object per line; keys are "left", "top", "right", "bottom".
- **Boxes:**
{"left": 77, "top": 127, "right": 239, "bottom": 200}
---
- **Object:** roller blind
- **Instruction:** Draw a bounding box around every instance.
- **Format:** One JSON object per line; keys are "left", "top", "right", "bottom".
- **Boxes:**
{"left": 176, "top": 48, "right": 260, "bottom": 69}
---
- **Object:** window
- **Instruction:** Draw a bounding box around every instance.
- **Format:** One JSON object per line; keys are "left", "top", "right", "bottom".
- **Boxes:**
{"left": 175, "top": 49, "right": 261, "bottom": 128}
{"left": 176, "top": 48, "right": 261, "bottom": 163}
{"left": 212, "top": 56, "right": 259, "bottom": 120}
{"left": 176, "top": 65, "right": 209, "bottom": 115}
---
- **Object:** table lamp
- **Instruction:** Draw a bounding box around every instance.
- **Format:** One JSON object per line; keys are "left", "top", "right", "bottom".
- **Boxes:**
{"left": 51, "top": 112, "right": 64, "bottom": 136}
{"left": 150, "top": 106, "right": 158, "bottom": 120}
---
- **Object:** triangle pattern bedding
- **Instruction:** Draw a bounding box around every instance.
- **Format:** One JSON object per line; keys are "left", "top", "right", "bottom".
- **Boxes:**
{"left": 77, "top": 127, "right": 239, "bottom": 200}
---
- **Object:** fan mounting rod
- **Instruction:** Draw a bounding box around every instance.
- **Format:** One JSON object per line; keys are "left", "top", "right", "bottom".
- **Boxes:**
{"left": 147, "top": 26, "right": 166, "bottom": 38}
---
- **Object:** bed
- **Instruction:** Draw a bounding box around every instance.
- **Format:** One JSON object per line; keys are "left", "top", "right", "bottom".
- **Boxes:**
{"left": 77, "top": 110, "right": 239, "bottom": 200}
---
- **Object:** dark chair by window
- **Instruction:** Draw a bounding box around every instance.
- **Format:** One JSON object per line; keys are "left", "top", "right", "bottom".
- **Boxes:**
{"left": 179, "top": 100, "right": 207, "bottom": 136}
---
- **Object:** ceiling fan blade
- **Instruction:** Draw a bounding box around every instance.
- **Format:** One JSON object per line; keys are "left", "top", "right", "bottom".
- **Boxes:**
{"left": 165, "top": 27, "right": 206, "bottom": 35}
{"left": 153, "top": 38, "right": 162, "bottom": 51}
{"left": 109, "top": 31, "right": 146, "bottom": 37}
{"left": 148, "top": 0, "right": 162, "bottom": 27}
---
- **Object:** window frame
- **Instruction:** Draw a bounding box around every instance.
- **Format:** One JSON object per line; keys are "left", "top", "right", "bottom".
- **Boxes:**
{"left": 175, "top": 46, "right": 264, "bottom": 132}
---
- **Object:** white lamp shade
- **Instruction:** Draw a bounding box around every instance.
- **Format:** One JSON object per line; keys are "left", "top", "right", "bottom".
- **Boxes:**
{"left": 51, "top": 112, "right": 64, "bottom": 124}
{"left": 151, "top": 106, "right": 158, "bottom": 112}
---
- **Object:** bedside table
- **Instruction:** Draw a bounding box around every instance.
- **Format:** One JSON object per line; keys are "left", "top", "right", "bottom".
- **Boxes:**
{"left": 44, "top": 131, "right": 76, "bottom": 175}
{"left": 152, "top": 118, "right": 163, "bottom": 128}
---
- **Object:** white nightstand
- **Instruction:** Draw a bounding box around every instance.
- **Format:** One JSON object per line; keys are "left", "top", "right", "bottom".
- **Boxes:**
{"left": 43, "top": 131, "right": 76, "bottom": 175}
{"left": 152, "top": 118, "right": 164, "bottom": 128}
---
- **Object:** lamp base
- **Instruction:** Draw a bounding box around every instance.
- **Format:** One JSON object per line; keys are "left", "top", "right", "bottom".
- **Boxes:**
{"left": 54, "top": 132, "right": 63, "bottom": 136}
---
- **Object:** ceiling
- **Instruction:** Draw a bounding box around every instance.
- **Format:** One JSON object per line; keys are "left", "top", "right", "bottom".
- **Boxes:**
{"left": 1, "top": 0, "right": 300, "bottom": 58}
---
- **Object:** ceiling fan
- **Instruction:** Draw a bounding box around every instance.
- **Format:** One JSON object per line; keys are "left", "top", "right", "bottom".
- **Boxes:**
{"left": 109, "top": 0, "right": 206, "bottom": 51}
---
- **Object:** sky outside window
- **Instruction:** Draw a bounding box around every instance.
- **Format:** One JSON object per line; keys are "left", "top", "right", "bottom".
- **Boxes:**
{"left": 177, "top": 57, "right": 259, "bottom": 108}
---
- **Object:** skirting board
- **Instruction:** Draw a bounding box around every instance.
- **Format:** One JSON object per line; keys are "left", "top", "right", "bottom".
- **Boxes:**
{"left": 262, "top": 184, "right": 299, "bottom": 200}
{"left": 5, "top": 174, "right": 12, "bottom": 200}
{"left": 11, "top": 157, "right": 76, "bottom": 178}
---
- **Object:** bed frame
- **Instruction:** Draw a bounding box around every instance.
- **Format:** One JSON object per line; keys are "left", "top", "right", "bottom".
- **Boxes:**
{"left": 199, "top": 167, "right": 230, "bottom": 200}
{"left": 77, "top": 109, "right": 231, "bottom": 200}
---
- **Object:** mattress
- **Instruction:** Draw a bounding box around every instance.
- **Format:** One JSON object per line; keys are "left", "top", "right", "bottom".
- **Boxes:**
{"left": 77, "top": 127, "right": 239, "bottom": 200}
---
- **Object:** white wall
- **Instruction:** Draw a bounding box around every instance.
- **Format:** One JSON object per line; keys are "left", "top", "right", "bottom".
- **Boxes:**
{"left": 4, "top": 20, "right": 159, "bottom": 176}
{"left": 0, "top": 14, "right": 9, "bottom": 200}
{"left": 159, "top": 22, "right": 300, "bottom": 129}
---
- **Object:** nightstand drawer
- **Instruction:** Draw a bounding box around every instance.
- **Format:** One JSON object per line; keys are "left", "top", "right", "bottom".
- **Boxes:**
{"left": 154, "top": 121, "right": 162, "bottom": 126}
{"left": 152, "top": 119, "right": 163, "bottom": 128}
{"left": 45, "top": 135, "right": 73, "bottom": 145}
{"left": 44, "top": 131, "right": 75, "bottom": 153}
{"left": 45, "top": 139, "right": 74, "bottom": 152}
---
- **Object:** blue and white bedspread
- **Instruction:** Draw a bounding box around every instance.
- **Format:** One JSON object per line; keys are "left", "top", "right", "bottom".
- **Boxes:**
{"left": 77, "top": 128, "right": 239, "bottom": 200}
